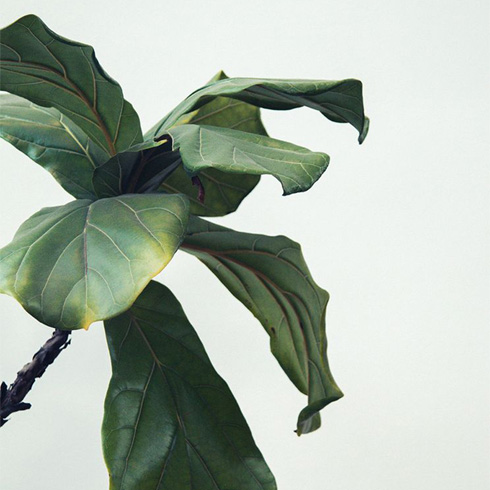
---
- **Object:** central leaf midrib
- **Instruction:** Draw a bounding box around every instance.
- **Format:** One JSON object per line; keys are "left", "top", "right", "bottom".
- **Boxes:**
{"left": 212, "top": 253, "right": 309, "bottom": 387}
{"left": 182, "top": 240, "right": 323, "bottom": 305}
{"left": 182, "top": 235, "right": 335, "bottom": 402}
{"left": 128, "top": 313, "right": 269, "bottom": 490}
{"left": 182, "top": 243, "right": 311, "bottom": 386}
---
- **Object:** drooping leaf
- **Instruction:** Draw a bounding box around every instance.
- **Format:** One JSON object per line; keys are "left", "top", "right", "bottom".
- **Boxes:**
{"left": 148, "top": 77, "right": 369, "bottom": 144}
{"left": 182, "top": 217, "right": 343, "bottom": 435}
{"left": 0, "top": 94, "right": 106, "bottom": 199}
{"left": 147, "top": 75, "right": 368, "bottom": 216}
{"left": 166, "top": 124, "right": 330, "bottom": 196}
{"left": 0, "top": 15, "right": 142, "bottom": 157}
{"left": 156, "top": 70, "right": 267, "bottom": 216}
{"left": 0, "top": 194, "right": 189, "bottom": 330}
{"left": 103, "top": 280, "right": 276, "bottom": 490}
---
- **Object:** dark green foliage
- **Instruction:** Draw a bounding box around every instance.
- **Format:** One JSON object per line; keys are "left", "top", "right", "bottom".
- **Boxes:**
{"left": 0, "top": 14, "right": 368, "bottom": 490}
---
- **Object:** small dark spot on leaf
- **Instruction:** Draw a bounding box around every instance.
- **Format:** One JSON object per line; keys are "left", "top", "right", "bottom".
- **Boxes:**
{"left": 192, "top": 176, "right": 206, "bottom": 203}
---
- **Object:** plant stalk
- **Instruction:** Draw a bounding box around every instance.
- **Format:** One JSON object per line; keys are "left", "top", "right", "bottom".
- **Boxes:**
{"left": 0, "top": 329, "right": 71, "bottom": 427}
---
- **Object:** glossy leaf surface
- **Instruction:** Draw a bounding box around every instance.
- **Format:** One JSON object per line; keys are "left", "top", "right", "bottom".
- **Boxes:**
{"left": 0, "top": 15, "right": 142, "bottom": 157}
{"left": 148, "top": 77, "right": 368, "bottom": 144}
{"left": 182, "top": 217, "right": 343, "bottom": 435}
{"left": 0, "top": 94, "right": 106, "bottom": 199}
{"left": 0, "top": 195, "right": 189, "bottom": 330}
{"left": 158, "top": 70, "right": 266, "bottom": 216}
{"left": 103, "top": 281, "right": 276, "bottom": 490}
{"left": 167, "top": 124, "right": 330, "bottom": 196}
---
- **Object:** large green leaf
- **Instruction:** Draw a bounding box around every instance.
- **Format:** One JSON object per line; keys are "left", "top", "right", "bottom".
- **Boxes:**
{"left": 182, "top": 217, "right": 343, "bottom": 435}
{"left": 147, "top": 77, "right": 369, "bottom": 144}
{"left": 0, "top": 94, "right": 106, "bottom": 199}
{"left": 167, "top": 124, "right": 330, "bottom": 196}
{"left": 0, "top": 194, "right": 189, "bottom": 330}
{"left": 103, "top": 281, "right": 276, "bottom": 490}
{"left": 0, "top": 15, "right": 142, "bottom": 157}
{"left": 90, "top": 70, "right": 267, "bottom": 209}
{"left": 158, "top": 70, "right": 267, "bottom": 217}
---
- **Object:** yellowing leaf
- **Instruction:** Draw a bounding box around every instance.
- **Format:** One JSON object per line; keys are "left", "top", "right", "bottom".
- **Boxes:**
{"left": 0, "top": 194, "right": 189, "bottom": 330}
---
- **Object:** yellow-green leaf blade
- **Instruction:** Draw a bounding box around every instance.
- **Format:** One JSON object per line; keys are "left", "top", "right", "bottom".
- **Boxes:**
{"left": 103, "top": 281, "right": 276, "bottom": 490}
{"left": 0, "top": 194, "right": 189, "bottom": 330}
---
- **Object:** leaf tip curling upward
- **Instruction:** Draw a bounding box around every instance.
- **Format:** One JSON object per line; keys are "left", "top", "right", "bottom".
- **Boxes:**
{"left": 359, "top": 116, "right": 370, "bottom": 144}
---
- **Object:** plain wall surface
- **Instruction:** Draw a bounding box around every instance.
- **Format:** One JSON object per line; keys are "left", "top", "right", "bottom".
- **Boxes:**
{"left": 0, "top": 1, "right": 489, "bottom": 489}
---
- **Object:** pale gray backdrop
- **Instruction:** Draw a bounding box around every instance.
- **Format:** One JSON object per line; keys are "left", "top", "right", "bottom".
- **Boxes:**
{"left": 0, "top": 1, "right": 489, "bottom": 489}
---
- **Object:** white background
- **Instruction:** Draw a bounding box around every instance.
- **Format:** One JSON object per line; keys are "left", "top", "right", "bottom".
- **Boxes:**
{"left": 0, "top": 1, "right": 489, "bottom": 489}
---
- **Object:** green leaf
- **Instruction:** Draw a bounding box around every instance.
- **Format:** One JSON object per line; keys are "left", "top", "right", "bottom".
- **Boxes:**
{"left": 182, "top": 217, "right": 343, "bottom": 435}
{"left": 0, "top": 15, "right": 142, "bottom": 157}
{"left": 175, "top": 70, "right": 269, "bottom": 135}
{"left": 0, "top": 194, "right": 189, "bottom": 330}
{"left": 148, "top": 77, "right": 369, "bottom": 144}
{"left": 0, "top": 94, "right": 106, "bottom": 199}
{"left": 160, "top": 169, "right": 260, "bottom": 217}
{"left": 103, "top": 281, "right": 276, "bottom": 490}
{"left": 92, "top": 151, "right": 140, "bottom": 198}
{"left": 92, "top": 142, "right": 182, "bottom": 198}
{"left": 167, "top": 124, "right": 330, "bottom": 196}
{"left": 158, "top": 70, "right": 267, "bottom": 217}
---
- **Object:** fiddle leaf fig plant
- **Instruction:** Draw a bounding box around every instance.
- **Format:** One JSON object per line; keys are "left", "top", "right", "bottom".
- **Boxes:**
{"left": 0, "top": 14, "right": 368, "bottom": 490}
